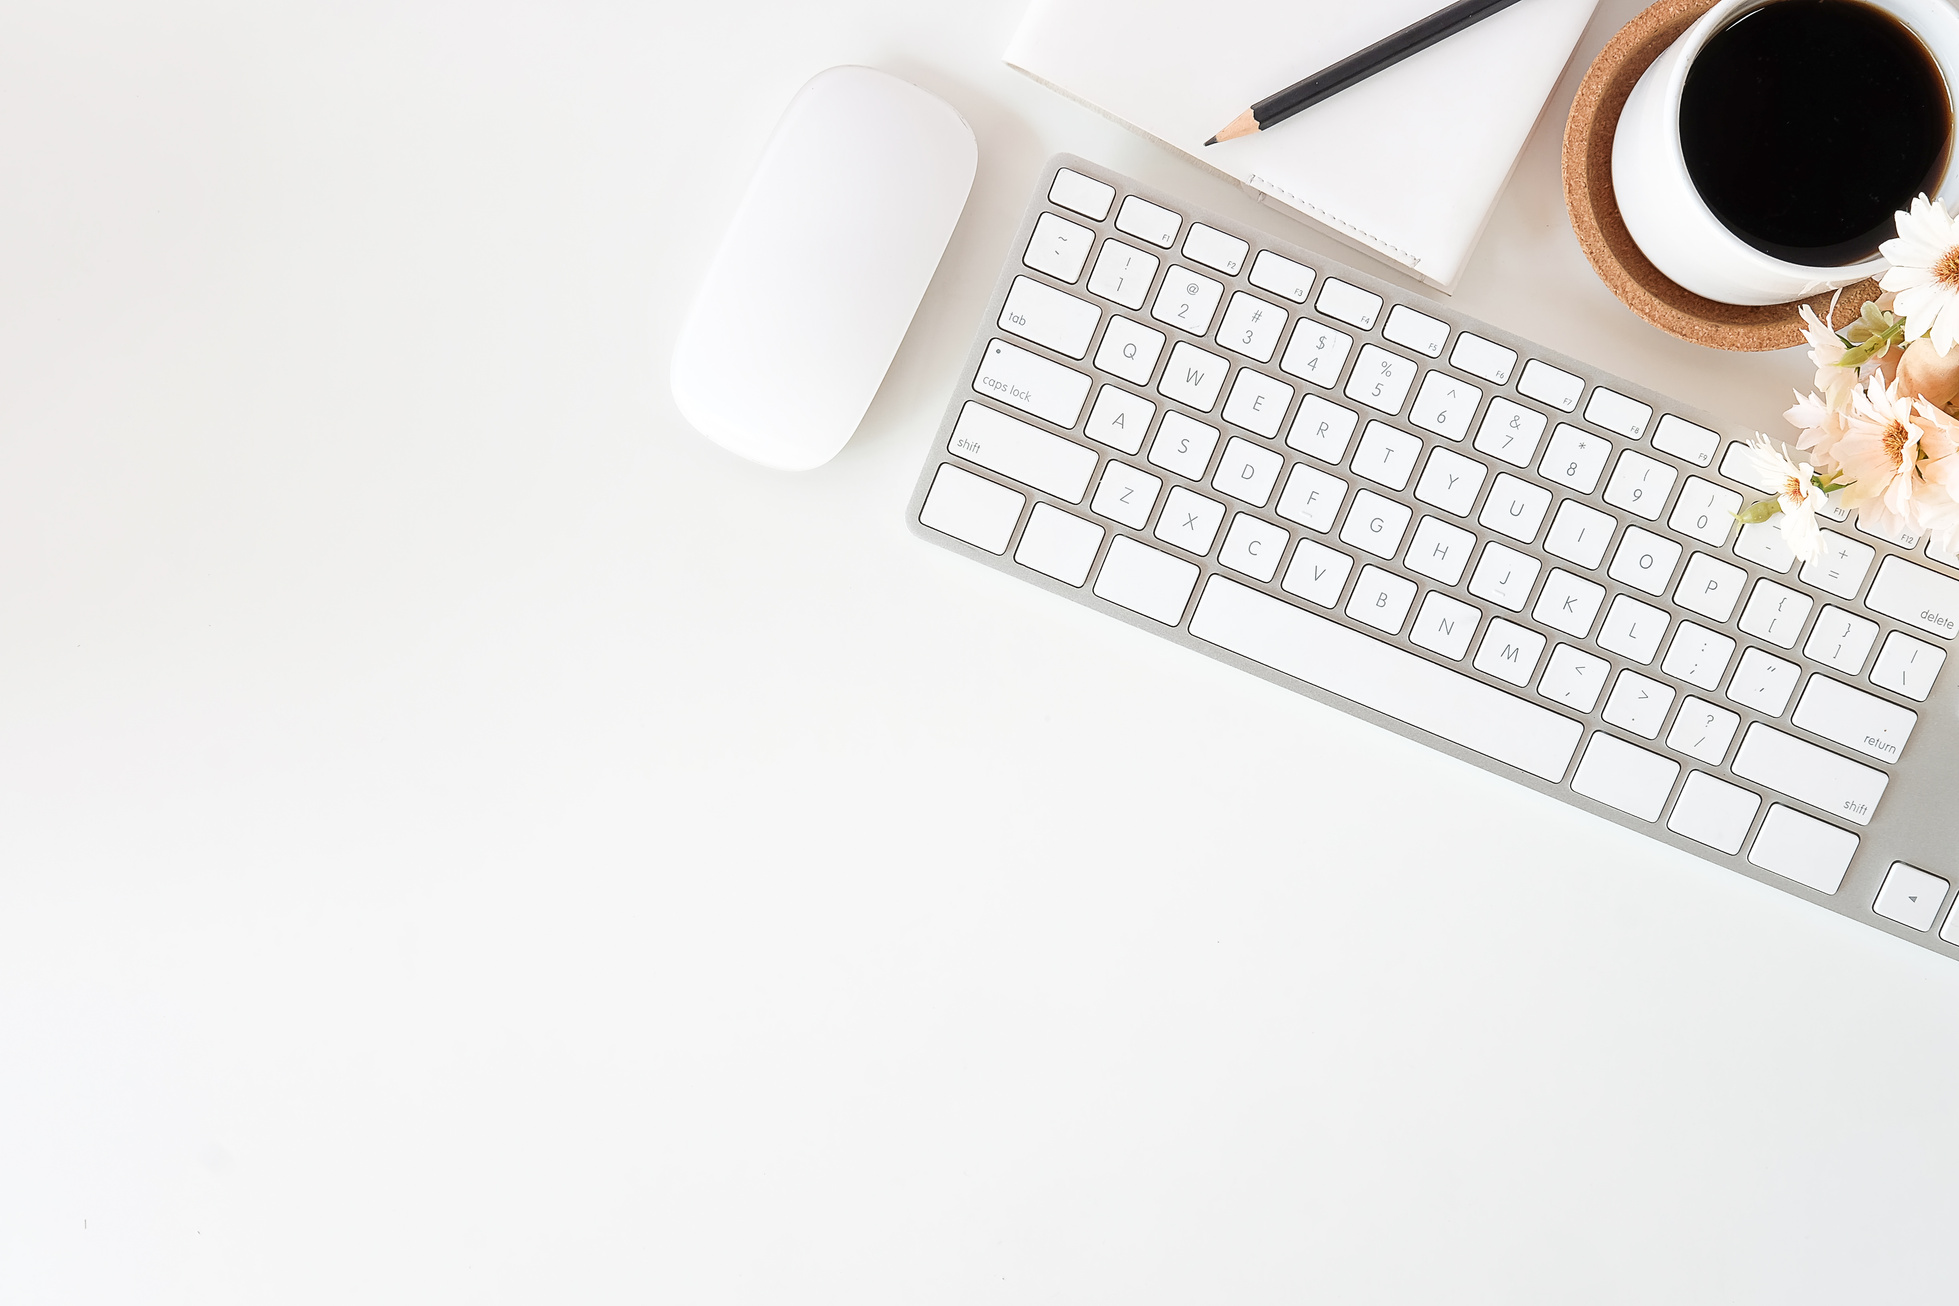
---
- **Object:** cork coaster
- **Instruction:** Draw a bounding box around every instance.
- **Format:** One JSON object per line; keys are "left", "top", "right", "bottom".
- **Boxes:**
{"left": 1562, "top": 0, "right": 1881, "bottom": 351}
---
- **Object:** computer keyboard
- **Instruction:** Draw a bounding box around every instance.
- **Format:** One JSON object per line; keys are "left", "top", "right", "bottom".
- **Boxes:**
{"left": 907, "top": 155, "right": 1959, "bottom": 961}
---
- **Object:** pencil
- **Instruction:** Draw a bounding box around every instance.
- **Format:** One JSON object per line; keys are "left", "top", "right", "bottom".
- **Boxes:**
{"left": 1205, "top": 0, "right": 1528, "bottom": 145}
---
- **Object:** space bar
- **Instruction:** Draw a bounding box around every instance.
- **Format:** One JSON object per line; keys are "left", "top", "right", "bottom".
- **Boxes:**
{"left": 1189, "top": 576, "right": 1584, "bottom": 782}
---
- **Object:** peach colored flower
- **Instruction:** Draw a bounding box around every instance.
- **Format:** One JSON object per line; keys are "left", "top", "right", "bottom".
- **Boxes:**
{"left": 1833, "top": 377, "right": 1959, "bottom": 539}
{"left": 1797, "top": 305, "right": 1858, "bottom": 410}
{"left": 1784, "top": 389, "right": 1847, "bottom": 466}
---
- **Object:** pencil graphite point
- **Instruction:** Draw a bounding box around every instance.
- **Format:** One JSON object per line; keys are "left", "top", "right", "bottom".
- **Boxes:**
{"left": 1203, "top": 135, "right": 1217, "bottom": 147}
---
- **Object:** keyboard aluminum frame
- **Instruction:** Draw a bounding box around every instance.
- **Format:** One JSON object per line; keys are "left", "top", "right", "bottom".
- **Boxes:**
{"left": 907, "top": 154, "right": 1959, "bottom": 962}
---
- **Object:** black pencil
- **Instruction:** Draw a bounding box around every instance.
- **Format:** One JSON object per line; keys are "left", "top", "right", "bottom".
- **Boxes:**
{"left": 1205, "top": 0, "right": 1529, "bottom": 145}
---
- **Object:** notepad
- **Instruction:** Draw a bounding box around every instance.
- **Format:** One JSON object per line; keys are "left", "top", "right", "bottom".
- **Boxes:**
{"left": 1005, "top": 0, "right": 1600, "bottom": 292}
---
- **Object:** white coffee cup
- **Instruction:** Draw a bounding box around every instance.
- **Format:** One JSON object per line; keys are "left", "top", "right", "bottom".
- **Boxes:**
{"left": 1613, "top": 0, "right": 1959, "bottom": 306}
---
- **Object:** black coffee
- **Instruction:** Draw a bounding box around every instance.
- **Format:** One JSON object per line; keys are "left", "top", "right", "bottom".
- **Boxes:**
{"left": 1679, "top": 0, "right": 1950, "bottom": 266}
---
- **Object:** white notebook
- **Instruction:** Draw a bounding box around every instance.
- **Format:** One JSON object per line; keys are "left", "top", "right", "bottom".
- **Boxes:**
{"left": 1006, "top": 0, "right": 1600, "bottom": 291}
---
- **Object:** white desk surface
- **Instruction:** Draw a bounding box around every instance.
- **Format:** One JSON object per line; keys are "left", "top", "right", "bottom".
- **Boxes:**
{"left": 3, "top": 3, "right": 1956, "bottom": 1301}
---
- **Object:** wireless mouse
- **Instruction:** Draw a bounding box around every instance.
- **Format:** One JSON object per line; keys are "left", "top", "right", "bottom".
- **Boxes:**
{"left": 670, "top": 66, "right": 978, "bottom": 470}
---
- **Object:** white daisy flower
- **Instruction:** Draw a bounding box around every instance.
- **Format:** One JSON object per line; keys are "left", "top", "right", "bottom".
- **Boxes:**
{"left": 1741, "top": 432, "right": 1829, "bottom": 561}
{"left": 1879, "top": 195, "right": 1959, "bottom": 356}
{"left": 1797, "top": 304, "right": 1857, "bottom": 408}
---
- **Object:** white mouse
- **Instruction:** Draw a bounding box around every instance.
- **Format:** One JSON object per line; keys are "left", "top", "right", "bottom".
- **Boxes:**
{"left": 670, "top": 66, "right": 978, "bottom": 470}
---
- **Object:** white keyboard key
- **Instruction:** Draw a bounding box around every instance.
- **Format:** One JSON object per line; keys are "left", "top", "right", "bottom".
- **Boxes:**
{"left": 1150, "top": 265, "right": 1226, "bottom": 336}
{"left": 1048, "top": 168, "right": 1114, "bottom": 221}
{"left": 1540, "top": 643, "right": 1610, "bottom": 712}
{"left": 1668, "top": 476, "right": 1741, "bottom": 547}
{"left": 1220, "top": 367, "right": 1294, "bottom": 437}
{"left": 1091, "top": 461, "right": 1161, "bottom": 529}
{"left": 1667, "top": 772, "right": 1762, "bottom": 855}
{"left": 1539, "top": 423, "right": 1612, "bottom": 494}
{"left": 999, "top": 275, "right": 1102, "bottom": 358}
{"left": 1211, "top": 436, "right": 1284, "bottom": 507}
{"left": 1406, "top": 515, "right": 1477, "bottom": 585}
{"left": 1218, "top": 513, "right": 1289, "bottom": 582}
{"left": 1675, "top": 551, "right": 1747, "bottom": 622}
{"left": 1410, "top": 592, "right": 1482, "bottom": 660}
{"left": 1274, "top": 463, "right": 1348, "bottom": 532}
{"left": 1607, "top": 525, "right": 1683, "bottom": 597}
{"left": 1602, "top": 450, "right": 1677, "bottom": 520}
{"left": 1083, "top": 385, "right": 1154, "bottom": 454}
{"left": 1874, "top": 862, "right": 1950, "bottom": 931}
{"left": 920, "top": 463, "right": 1024, "bottom": 554}
{"left": 1597, "top": 594, "right": 1669, "bottom": 664}
{"left": 1720, "top": 438, "right": 1781, "bottom": 496}
{"left": 1023, "top": 212, "right": 1095, "bottom": 283}
{"left": 947, "top": 400, "right": 1097, "bottom": 501}
{"left": 1413, "top": 446, "right": 1489, "bottom": 516}
{"left": 1857, "top": 514, "right": 1921, "bottom": 549}
{"left": 1793, "top": 675, "right": 1917, "bottom": 763}
{"left": 1474, "top": 618, "right": 1547, "bottom": 686}
{"left": 1316, "top": 278, "right": 1381, "bottom": 330}
{"left": 1544, "top": 500, "right": 1617, "bottom": 570}
{"left": 1189, "top": 576, "right": 1583, "bottom": 781}
{"left": 1533, "top": 568, "right": 1606, "bottom": 638}
{"left": 1467, "top": 541, "right": 1541, "bottom": 612}
{"left": 1154, "top": 486, "right": 1227, "bottom": 555}
{"left": 1215, "top": 292, "right": 1288, "bottom": 363}
{"left": 1652, "top": 414, "right": 1720, "bottom": 466}
{"left": 1115, "top": 194, "right": 1180, "bottom": 247}
{"left": 1352, "top": 421, "right": 1424, "bottom": 490}
{"left": 1347, "top": 564, "right": 1418, "bottom": 634}
{"left": 1733, "top": 724, "right": 1888, "bottom": 826}
{"left": 1248, "top": 250, "right": 1314, "bottom": 304}
{"left": 1667, "top": 696, "right": 1742, "bottom": 764}
{"left": 1749, "top": 805, "right": 1859, "bottom": 893}
{"left": 1584, "top": 387, "right": 1653, "bottom": 440}
{"left": 1094, "top": 536, "right": 1199, "bottom": 624}
{"left": 1015, "top": 504, "right": 1106, "bottom": 586}
{"left": 1281, "top": 538, "right": 1355, "bottom": 606}
{"left": 1344, "top": 344, "right": 1419, "bottom": 415}
{"left": 1869, "top": 630, "right": 1946, "bottom": 701}
{"left": 1572, "top": 733, "right": 1679, "bottom": 821}
{"left": 1797, "top": 531, "right": 1876, "bottom": 599}
{"left": 1733, "top": 519, "right": 1795, "bottom": 573}
{"left": 1472, "top": 397, "right": 1549, "bottom": 467}
{"left": 1603, "top": 670, "right": 1676, "bottom": 739}
{"left": 1147, "top": 410, "right": 1220, "bottom": 480}
{"left": 1803, "top": 605, "right": 1880, "bottom": 674}
{"left": 1479, "top": 474, "right": 1552, "bottom": 543}
{"left": 1865, "top": 555, "right": 1959, "bottom": 638}
{"left": 974, "top": 339, "right": 1093, "bottom": 428}
{"left": 1158, "top": 341, "right": 1230, "bottom": 411}
{"left": 1278, "top": 320, "right": 1355, "bottom": 389}
{"left": 1086, "top": 239, "right": 1161, "bottom": 310}
{"left": 1094, "top": 316, "right": 1166, "bottom": 386}
{"left": 1286, "top": 394, "right": 1360, "bottom": 463}
{"left": 1738, "top": 579, "right": 1814, "bottom": 649}
{"left": 1660, "top": 621, "right": 1736, "bottom": 691}
{"left": 1408, "top": 371, "right": 1482, "bottom": 441}
{"left": 1339, "top": 489, "right": 1413, "bottom": 559}
{"left": 1517, "top": 359, "right": 1583, "bottom": 412}
{"left": 1931, "top": 534, "right": 1959, "bottom": 570}
{"left": 1726, "top": 647, "right": 1801, "bottom": 716}
{"left": 1182, "top": 222, "right": 1248, "bottom": 276}
{"left": 1383, "top": 305, "right": 1448, "bottom": 358}
{"left": 1449, "top": 332, "right": 1517, "bottom": 385}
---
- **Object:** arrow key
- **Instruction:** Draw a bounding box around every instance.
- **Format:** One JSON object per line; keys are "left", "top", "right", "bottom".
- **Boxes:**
{"left": 1875, "top": 861, "right": 1950, "bottom": 932}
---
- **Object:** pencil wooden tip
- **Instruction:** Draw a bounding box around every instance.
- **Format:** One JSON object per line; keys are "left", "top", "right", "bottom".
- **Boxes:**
{"left": 1209, "top": 108, "right": 1260, "bottom": 144}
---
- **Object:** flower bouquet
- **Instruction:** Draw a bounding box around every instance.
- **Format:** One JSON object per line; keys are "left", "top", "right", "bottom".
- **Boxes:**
{"left": 1747, "top": 195, "right": 1959, "bottom": 562}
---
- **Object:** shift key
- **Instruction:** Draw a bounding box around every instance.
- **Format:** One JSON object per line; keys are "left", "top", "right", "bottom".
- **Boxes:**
{"left": 1865, "top": 555, "right": 1959, "bottom": 638}
{"left": 947, "top": 401, "right": 1098, "bottom": 503}
{"left": 973, "top": 337, "right": 1093, "bottom": 429}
